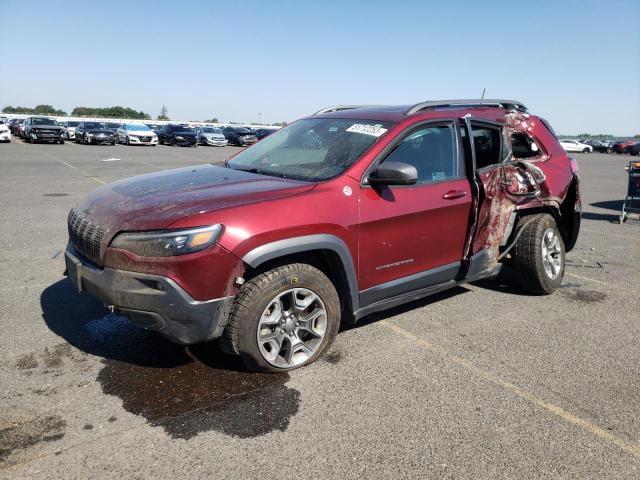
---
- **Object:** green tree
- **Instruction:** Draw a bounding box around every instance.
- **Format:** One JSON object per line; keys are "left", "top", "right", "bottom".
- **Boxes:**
{"left": 204, "top": 117, "right": 219, "bottom": 123}
{"left": 71, "top": 106, "right": 150, "bottom": 119}
{"left": 157, "top": 105, "right": 169, "bottom": 121}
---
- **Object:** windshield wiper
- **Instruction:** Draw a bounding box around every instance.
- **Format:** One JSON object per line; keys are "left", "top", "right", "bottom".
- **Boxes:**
{"left": 228, "top": 165, "right": 290, "bottom": 179}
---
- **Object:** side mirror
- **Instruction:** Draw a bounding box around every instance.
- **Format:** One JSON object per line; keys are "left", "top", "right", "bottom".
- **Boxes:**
{"left": 367, "top": 161, "right": 418, "bottom": 186}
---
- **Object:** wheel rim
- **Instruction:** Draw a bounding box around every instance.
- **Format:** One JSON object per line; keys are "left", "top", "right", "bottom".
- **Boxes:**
{"left": 256, "top": 287, "right": 327, "bottom": 369}
{"left": 541, "top": 228, "right": 562, "bottom": 280}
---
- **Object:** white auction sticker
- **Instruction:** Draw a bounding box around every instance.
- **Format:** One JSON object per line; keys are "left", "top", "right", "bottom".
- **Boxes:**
{"left": 346, "top": 124, "right": 388, "bottom": 137}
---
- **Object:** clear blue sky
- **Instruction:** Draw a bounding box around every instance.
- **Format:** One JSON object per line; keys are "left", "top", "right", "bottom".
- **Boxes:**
{"left": 0, "top": 0, "right": 638, "bottom": 135}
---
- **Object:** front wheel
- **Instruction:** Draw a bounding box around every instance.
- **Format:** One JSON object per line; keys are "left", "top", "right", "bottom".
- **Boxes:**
{"left": 223, "top": 263, "right": 341, "bottom": 372}
{"left": 582, "top": 148, "right": 590, "bottom": 153}
{"left": 511, "top": 214, "right": 565, "bottom": 294}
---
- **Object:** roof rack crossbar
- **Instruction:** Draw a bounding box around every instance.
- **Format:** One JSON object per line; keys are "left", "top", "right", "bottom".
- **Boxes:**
{"left": 313, "top": 105, "right": 376, "bottom": 115}
{"left": 405, "top": 99, "right": 527, "bottom": 116}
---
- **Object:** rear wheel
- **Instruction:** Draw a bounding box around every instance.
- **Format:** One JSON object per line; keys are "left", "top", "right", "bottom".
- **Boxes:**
{"left": 512, "top": 214, "right": 565, "bottom": 294}
{"left": 222, "top": 263, "right": 341, "bottom": 372}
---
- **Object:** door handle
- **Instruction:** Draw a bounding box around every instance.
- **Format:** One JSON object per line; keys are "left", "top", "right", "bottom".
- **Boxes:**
{"left": 442, "top": 190, "right": 467, "bottom": 199}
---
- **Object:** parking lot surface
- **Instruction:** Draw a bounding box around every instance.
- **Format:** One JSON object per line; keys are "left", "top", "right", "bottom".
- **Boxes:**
{"left": 0, "top": 140, "right": 638, "bottom": 479}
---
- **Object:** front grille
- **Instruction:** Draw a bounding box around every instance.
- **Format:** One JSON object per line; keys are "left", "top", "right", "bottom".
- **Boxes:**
{"left": 139, "top": 136, "right": 151, "bottom": 142}
{"left": 68, "top": 209, "right": 106, "bottom": 264}
{"left": 36, "top": 128, "right": 60, "bottom": 137}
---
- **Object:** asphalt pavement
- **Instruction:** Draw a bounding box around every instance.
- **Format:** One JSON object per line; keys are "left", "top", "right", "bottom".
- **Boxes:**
{"left": 0, "top": 139, "right": 638, "bottom": 479}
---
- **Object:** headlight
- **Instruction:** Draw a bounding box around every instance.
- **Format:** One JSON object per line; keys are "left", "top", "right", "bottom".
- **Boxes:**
{"left": 87, "top": 133, "right": 94, "bottom": 137}
{"left": 175, "top": 135, "right": 184, "bottom": 140}
{"left": 110, "top": 225, "right": 222, "bottom": 257}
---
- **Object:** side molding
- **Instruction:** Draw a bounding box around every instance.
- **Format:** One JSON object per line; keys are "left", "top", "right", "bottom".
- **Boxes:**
{"left": 241, "top": 234, "right": 360, "bottom": 311}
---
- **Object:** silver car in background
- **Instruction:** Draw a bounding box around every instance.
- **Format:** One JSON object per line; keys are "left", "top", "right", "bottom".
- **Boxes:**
{"left": 63, "top": 120, "right": 80, "bottom": 140}
{"left": 196, "top": 126, "right": 228, "bottom": 146}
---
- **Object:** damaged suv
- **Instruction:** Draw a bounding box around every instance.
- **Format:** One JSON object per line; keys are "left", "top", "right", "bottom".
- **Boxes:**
{"left": 64, "top": 99, "right": 581, "bottom": 372}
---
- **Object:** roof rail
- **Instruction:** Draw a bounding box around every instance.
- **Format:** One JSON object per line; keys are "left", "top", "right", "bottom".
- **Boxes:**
{"left": 313, "top": 105, "right": 375, "bottom": 115}
{"left": 405, "top": 99, "right": 527, "bottom": 116}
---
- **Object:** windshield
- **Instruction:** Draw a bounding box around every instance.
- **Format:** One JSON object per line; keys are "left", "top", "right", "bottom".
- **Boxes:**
{"left": 227, "top": 118, "right": 393, "bottom": 181}
{"left": 127, "top": 124, "right": 150, "bottom": 131}
{"left": 173, "top": 126, "right": 194, "bottom": 132}
{"left": 202, "top": 127, "right": 221, "bottom": 133}
{"left": 32, "top": 118, "right": 57, "bottom": 126}
{"left": 66, "top": 121, "right": 79, "bottom": 127}
{"left": 106, "top": 123, "right": 121, "bottom": 129}
{"left": 84, "top": 122, "right": 105, "bottom": 129}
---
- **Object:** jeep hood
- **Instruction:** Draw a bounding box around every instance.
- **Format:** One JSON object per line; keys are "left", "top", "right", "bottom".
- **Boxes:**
{"left": 76, "top": 164, "right": 314, "bottom": 233}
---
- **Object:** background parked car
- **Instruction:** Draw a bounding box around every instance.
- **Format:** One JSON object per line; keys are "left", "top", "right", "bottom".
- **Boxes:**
{"left": 156, "top": 124, "right": 198, "bottom": 146}
{"left": 75, "top": 121, "right": 116, "bottom": 145}
{"left": 195, "top": 126, "right": 227, "bottom": 146}
{"left": 583, "top": 140, "right": 612, "bottom": 153}
{"left": 612, "top": 140, "right": 637, "bottom": 154}
{"left": 222, "top": 126, "right": 258, "bottom": 146}
{"left": 105, "top": 122, "right": 123, "bottom": 135}
{"left": 252, "top": 127, "right": 276, "bottom": 140}
{"left": 23, "top": 117, "right": 65, "bottom": 144}
{"left": 62, "top": 120, "right": 80, "bottom": 140}
{"left": 0, "top": 119, "right": 12, "bottom": 143}
{"left": 9, "top": 119, "right": 24, "bottom": 137}
{"left": 559, "top": 139, "right": 593, "bottom": 153}
{"left": 116, "top": 123, "right": 158, "bottom": 146}
{"left": 623, "top": 141, "right": 640, "bottom": 156}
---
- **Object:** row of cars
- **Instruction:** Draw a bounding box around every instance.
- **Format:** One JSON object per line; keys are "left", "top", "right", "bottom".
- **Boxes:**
{"left": 3, "top": 116, "right": 276, "bottom": 147}
{"left": 559, "top": 138, "right": 640, "bottom": 155}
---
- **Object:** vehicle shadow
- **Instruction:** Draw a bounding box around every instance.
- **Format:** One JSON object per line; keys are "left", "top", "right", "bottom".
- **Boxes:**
{"left": 469, "top": 267, "right": 528, "bottom": 296}
{"left": 40, "top": 278, "right": 300, "bottom": 440}
{"left": 591, "top": 200, "right": 624, "bottom": 211}
{"left": 580, "top": 211, "right": 620, "bottom": 223}
{"left": 40, "top": 278, "right": 241, "bottom": 370}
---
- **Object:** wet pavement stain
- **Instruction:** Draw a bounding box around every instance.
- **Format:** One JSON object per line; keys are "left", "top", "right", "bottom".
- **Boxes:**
{"left": 15, "top": 353, "right": 38, "bottom": 370}
{"left": 559, "top": 288, "right": 607, "bottom": 304}
{"left": 0, "top": 410, "right": 66, "bottom": 464}
{"left": 40, "top": 282, "right": 301, "bottom": 441}
{"left": 97, "top": 339, "right": 299, "bottom": 440}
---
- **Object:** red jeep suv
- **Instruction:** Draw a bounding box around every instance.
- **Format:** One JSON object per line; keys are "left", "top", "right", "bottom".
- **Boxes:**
{"left": 65, "top": 99, "right": 581, "bottom": 372}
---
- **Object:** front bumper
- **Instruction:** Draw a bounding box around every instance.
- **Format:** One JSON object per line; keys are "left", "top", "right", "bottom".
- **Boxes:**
{"left": 202, "top": 137, "right": 228, "bottom": 146}
{"left": 88, "top": 134, "right": 115, "bottom": 144}
{"left": 30, "top": 131, "right": 64, "bottom": 142}
{"left": 64, "top": 244, "right": 233, "bottom": 344}
{"left": 128, "top": 135, "right": 158, "bottom": 145}
{"left": 173, "top": 137, "right": 197, "bottom": 146}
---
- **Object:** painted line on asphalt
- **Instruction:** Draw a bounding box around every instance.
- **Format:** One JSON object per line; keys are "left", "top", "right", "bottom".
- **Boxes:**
{"left": 565, "top": 272, "right": 608, "bottom": 285}
{"left": 379, "top": 319, "right": 640, "bottom": 459}
{"left": 42, "top": 152, "right": 106, "bottom": 185}
{"left": 582, "top": 228, "right": 640, "bottom": 241}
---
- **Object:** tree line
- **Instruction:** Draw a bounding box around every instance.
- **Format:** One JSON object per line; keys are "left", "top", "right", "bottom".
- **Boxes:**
{"left": 2, "top": 104, "right": 150, "bottom": 119}
{"left": 2, "top": 105, "right": 67, "bottom": 116}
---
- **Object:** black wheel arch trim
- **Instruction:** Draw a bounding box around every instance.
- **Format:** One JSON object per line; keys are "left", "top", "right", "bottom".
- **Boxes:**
{"left": 241, "top": 234, "right": 359, "bottom": 312}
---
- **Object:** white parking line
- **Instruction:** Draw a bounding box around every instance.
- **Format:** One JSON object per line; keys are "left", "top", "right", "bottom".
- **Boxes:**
{"left": 379, "top": 320, "right": 640, "bottom": 459}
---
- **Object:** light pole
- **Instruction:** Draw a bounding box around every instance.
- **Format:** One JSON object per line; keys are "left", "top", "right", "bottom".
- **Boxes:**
{"left": 258, "top": 112, "right": 262, "bottom": 125}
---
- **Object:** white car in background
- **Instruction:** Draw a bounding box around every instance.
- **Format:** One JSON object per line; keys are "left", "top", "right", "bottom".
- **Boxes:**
{"left": 116, "top": 123, "right": 158, "bottom": 146}
{"left": 196, "top": 126, "right": 228, "bottom": 146}
{"left": 63, "top": 120, "right": 80, "bottom": 140}
{"left": 559, "top": 139, "right": 593, "bottom": 153}
{"left": 0, "top": 120, "right": 12, "bottom": 142}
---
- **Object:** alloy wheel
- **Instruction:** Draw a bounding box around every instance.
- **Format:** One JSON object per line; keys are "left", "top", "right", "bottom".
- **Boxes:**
{"left": 256, "top": 288, "right": 327, "bottom": 368}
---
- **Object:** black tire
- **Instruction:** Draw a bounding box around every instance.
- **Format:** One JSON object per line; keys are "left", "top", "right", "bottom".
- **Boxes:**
{"left": 126, "top": 136, "right": 130, "bottom": 146}
{"left": 512, "top": 214, "right": 565, "bottom": 295}
{"left": 170, "top": 137, "right": 176, "bottom": 146}
{"left": 582, "top": 148, "right": 589, "bottom": 153}
{"left": 223, "top": 263, "right": 341, "bottom": 372}
{"left": 59, "top": 138, "right": 65, "bottom": 144}
{"left": 110, "top": 142, "right": 115, "bottom": 146}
